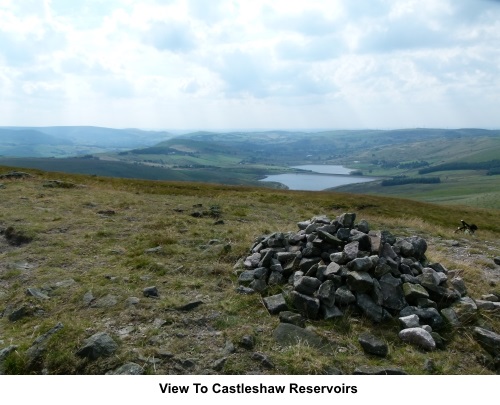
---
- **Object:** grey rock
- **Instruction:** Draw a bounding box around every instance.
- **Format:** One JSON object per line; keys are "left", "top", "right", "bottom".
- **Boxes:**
{"left": 473, "top": 327, "right": 500, "bottom": 357}
{"left": 398, "top": 327, "right": 436, "bottom": 351}
{"left": 347, "top": 271, "right": 374, "bottom": 293}
{"left": 273, "top": 323, "right": 330, "bottom": 349}
{"left": 335, "top": 286, "right": 356, "bottom": 306}
{"left": 8, "top": 305, "right": 31, "bottom": 322}
{"left": 403, "top": 282, "right": 429, "bottom": 302}
{"left": 400, "top": 306, "right": 445, "bottom": 330}
{"left": 240, "top": 335, "right": 255, "bottom": 350}
{"left": 440, "top": 307, "right": 460, "bottom": 327}
{"left": 290, "top": 291, "right": 320, "bottom": 319}
{"left": 475, "top": 300, "right": 500, "bottom": 311}
{"left": 91, "top": 294, "right": 118, "bottom": 308}
{"left": 320, "top": 304, "right": 343, "bottom": 320}
{"left": 212, "top": 357, "right": 227, "bottom": 372}
{"left": 379, "top": 273, "right": 407, "bottom": 311}
{"left": 493, "top": 257, "right": 500, "bottom": 266}
{"left": 353, "top": 366, "right": 407, "bottom": 375}
{"left": 344, "top": 241, "right": 359, "bottom": 261}
{"left": 0, "top": 345, "right": 18, "bottom": 374}
{"left": 294, "top": 276, "right": 321, "bottom": 296}
{"left": 263, "top": 294, "right": 288, "bottom": 315}
{"left": 125, "top": 297, "right": 140, "bottom": 307}
{"left": 76, "top": 332, "right": 118, "bottom": 360}
{"left": 452, "top": 297, "right": 478, "bottom": 324}
{"left": 317, "top": 280, "right": 336, "bottom": 307}
{"left": 26, "top": 288, "right": 50, "bottom": 300}
{"left": 251, "top": 352, "right": 275, "bottom": 369}
{"left": 279, "top": 311, "right": 306, "bottom": 328}
{"left": 143, "top": 286, "right": 159, "bottom": 298}
{"left": 358, "top": 333, "right": 388, "bottom": 357}
{"left": 356, "top": 293, "right": 387, "bottom": 323}
{"left": 106, "top": 362, "right": 144, "bottom": 375}
{"left": 337, "top": 213, "right": 356, "bottom": 228}
{"left": 83, "top": 291, "right": 95, "bottom": 306}
{"left": 399, "top": 314, "right": 420, "bottom": 329}
{"left": 450, "top": 277, "right": 467, "bottom": 297}
{"left": 347, "top": 257, "right": 373, "bottom": 273}
{"left": 356, "top": 219, "right": 370, "bottom": 234}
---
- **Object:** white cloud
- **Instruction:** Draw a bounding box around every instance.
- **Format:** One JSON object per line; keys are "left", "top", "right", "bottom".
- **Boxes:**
{"left": 1, "top": 0, "right": 500, "bottom": 128}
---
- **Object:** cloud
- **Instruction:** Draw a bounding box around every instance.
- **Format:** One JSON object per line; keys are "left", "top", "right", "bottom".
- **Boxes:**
{"left": 143, "top": 20, "right": 197, "bottom": 53}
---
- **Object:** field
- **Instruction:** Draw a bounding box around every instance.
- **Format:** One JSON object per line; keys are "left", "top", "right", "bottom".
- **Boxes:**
{"left": 1, "top": 166, "right": 499, "bottom": 375}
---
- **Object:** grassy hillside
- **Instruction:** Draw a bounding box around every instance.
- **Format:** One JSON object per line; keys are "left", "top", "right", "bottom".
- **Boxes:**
{"left": 1, "top": 166, "right": 499, "bottom": 375}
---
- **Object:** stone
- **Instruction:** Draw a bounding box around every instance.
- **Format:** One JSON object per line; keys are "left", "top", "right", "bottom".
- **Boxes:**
{"left": 403, "top": 282, "right": 429, "bottom": 302}
{"left": 473, "top": 327, "right": 500, "bottom": 357}
{"left": 353, "top": 366, "right": 407, "bottom": 375}
{"left": 337, "top": 213, "right": 356, "bottom": 228}
{"left": 399, "top": 314, "right": 420, "bottom": 329}
{"left": 290, "top": 291, "right": 320, "bottom": 319}
{"left": 356, "top": 293, "right": 387, "bottom": 323}
{"left": 450, "top": 276, "right": 467, "bottom": 297}
{"left": 343, "top": 241, "right": 359, "bottom": 261}
{"left": 347, "top": 271, "right": 374, "bottom": 293}
{"left": 452, "top": 297, "right": 478, "bottom": 324}
{"left": 320, "top": 304, "right": 343, "bottom": 320}
{"left": 251, "top": 352, "right": 275, "bottom": 369}
{"left": 106, "top": 362, "right": 144, "bottom": 375}
{"left": 263, "top": 294, "right": 288, "bottom": 315}
{"left": 293, "top": 276, "right": 321, "bottom": 296}
{"left": 494, "top": 257, "right": 500, "bottom": 266}
{"left": 143, "top": 286, "right": 159, "bottom": 298}
{"left": 76, "top": 332, "right": 118, "bottom": 360}
{"left": 26, "top": 288, "right": 50, "bottom": 300}
{"left": 317, "top": 280, "right": 336, "bottom": 307}
{"left": 279, "top": 311, "right": 306, "bottom": 328}
{"left": 379, "top": 273, "right": 407, "bottom": 311}
{"left": 273, "top": 323, "right": 330, "bottom": 349}
{"left": 0, "top": 345, "right": 18, "bottom": 374}
{"left": 440, "top": 307, "right": 460, "bottom": 327}
{"left": 240, "top": 335, "right": 255, "bottom": 350}
{"left": 358, "top": 333, "right": 388, "bottom": 357}
{"left": 347, "top": 257, "right": 373, "bottom": 273}
{"left": 398, "top": 328, "right": 436, "bottom": 351}
{"left": 335, "top": 286, "right": 356, "bottom": 306}
{"left": 400, "top": 307, "right": 445, "bottom": 331}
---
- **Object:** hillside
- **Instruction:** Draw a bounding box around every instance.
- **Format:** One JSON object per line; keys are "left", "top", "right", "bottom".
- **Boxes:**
{"left": 1, "top": 167, "right": 499, "bottom": 375}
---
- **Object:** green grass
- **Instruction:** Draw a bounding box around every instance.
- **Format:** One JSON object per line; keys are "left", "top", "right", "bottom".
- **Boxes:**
{"left": 0, "top": 165, "right": 499, "bottom": 375}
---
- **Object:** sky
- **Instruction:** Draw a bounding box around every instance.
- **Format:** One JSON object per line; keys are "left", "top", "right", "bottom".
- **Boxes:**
{"left": 1, "top": 0, "right": 500, "bottom": 130}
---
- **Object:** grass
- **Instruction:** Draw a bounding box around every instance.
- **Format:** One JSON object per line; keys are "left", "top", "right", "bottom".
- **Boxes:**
{"left": 0, "top": 165, "right": 499, "bottom": 375}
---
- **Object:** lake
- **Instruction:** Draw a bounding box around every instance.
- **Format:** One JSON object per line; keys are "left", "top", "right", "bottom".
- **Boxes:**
{"left": 260, "top": 165, "right": 376, "bottom": 191}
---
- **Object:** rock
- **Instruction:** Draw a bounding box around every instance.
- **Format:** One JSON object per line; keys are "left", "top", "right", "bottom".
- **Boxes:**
{"left": 294, "top": 276, "right": 321, "bottom": 296}
{"left": 240, "top": 335, "right": 255, "bottom": 350}
{"left": 475, "top": 300, "right": 500, "bottom": 311}
{"left": 263, "top": 294, "right": 288, "bottom": 315}
{"left": 353, "top": 366, "right": 407, "bottom": 375}
{"left": 290, "top": 291, "right": 320, "bottom": 319}
{"left": 175, "top": 301, "right": 203, "bottom": 311}
{"left": 403, "top": 282, "right": 429, "bottom": 302}
{"left": 8, "top": 305, "right": 32, "bottom": 322}
{"left": 251, "top": 352, "right": 275, "bottom": 369}
{"left": 335, "top": 286, "right": 356, "bottom": 306}
{"left": 279, "top": 311, "right": 306, "bottom": 328}
{"left": 379, "top": 273, "right": 407, "bottom": 311}
{"left": 473, "top": 327, "right": 500, "bottom": 357}
{"left": 337, "top": 213, "right": 356, "bottom": 228}
{"left": 317, "top": 280, "right": 336, "bottom": 307}
{"left": 76, "top": 332, "right": 118, "bottom": 360}
{"left": 450, "top": 277, "right": 467, "bottom": 297}
{"left": 452, "top": 297, "right": 478, "bottom": 324}
{"left": 347, "top": 271, "right": 374, "bottom": 293}
{"left": 356, "top": 293, "right": 387, "bottom": 323}
{"left": 26, "top": 288, "right": 50, "bottom": 300}
{"left": 25, "top": 323, "right": 64, "bottom": 371}
{"left": 212, "top": 358, "right": 227, "bottom": 372}
{"left": 399, "top": 314, "right": 420, "bottom": 329}
{"left": 494, "top": 257, "right": 500, "bottom": 266}
{"left": 83, "top": 291, "right": 95, "bottom": 306}
{"left": 142, "top": 286, "right": 160, "bottom": 298}
{"left": 358, "top": 333, "right": 388, "bottom": 357}
{"left": 106, "top": 362, "right": 144, "bottom": 375}
{"left": 347, "top": 257, "right": 373, "bottom": 273}
{"left": 400, "top": 307, "right": 445, "bottom": 330}
{"left": 0, "top": 345, "right": 18, "bottom": 374}
{"left": 91, "top": 294, "right": 118, "bottom": 308}
{"left": 273, "top": 323, "right": 330, "bottom": 349}
{"left": 440, "top": 307, "right": 460, "bottom": 327}
{"left": 398, "top": 328, "right": 436, "bottom": 351}
{"left": 320, "top": 304, "right": 343, "bottom": 320}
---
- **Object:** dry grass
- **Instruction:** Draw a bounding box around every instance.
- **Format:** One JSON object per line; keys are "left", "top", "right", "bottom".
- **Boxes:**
{"left": 0, "top": 167, "right": 499, "bottom": 375}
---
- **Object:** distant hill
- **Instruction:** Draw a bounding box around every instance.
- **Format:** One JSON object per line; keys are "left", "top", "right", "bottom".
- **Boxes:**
{"left": 0, "top": 126, "right": 173, "bottom": 157}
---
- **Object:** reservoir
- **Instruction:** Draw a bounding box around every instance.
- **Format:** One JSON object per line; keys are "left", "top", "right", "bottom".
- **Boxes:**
{"left": 260, "top": 165, "right": 376, "bottom": 191}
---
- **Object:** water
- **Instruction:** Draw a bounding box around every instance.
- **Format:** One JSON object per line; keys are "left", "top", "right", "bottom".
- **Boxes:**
{"left": 260, "top": 165, "right": 376, "bottom": 191}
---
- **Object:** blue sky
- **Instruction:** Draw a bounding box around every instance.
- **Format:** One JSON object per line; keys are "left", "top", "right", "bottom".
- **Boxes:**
{"left": 1, "top": 0, "right": 500, "bottom": 129}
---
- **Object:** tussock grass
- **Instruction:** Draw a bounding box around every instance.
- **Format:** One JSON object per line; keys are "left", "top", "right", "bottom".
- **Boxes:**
{"left": 0, "top": 166, "right": 499, "bottom": 375}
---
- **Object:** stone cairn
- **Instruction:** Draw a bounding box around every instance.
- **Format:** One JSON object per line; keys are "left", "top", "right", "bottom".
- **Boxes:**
{"left": 236, "top": 213, "right": 500, "bottom": 358}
